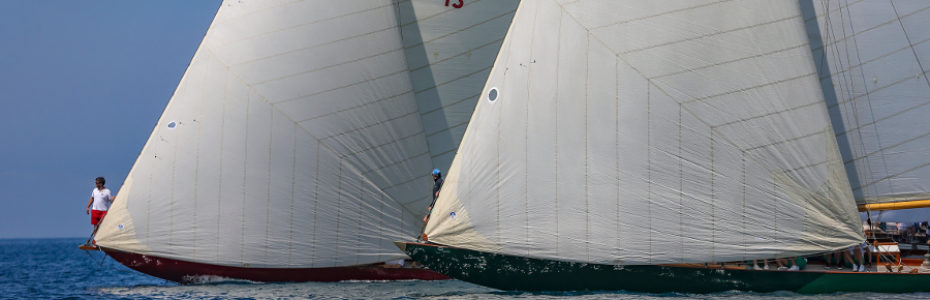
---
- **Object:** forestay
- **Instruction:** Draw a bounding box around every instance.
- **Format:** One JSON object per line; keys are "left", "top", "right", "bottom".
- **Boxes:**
{"left": 426, "top": 0, "right": 863, "bottom": 265}
{"left": 96, "top": 0, "right": 435, "bottom": 268}
{"left": 804, "top": 0, "right": 930, "bottom": 205}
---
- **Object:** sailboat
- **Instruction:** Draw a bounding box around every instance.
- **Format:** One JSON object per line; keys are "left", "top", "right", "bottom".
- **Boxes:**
{"left": 88, "top": 0, "right": 518, "bottom": 283}
{"left": 397, "top": 0, "right": 930, "bottom": 293}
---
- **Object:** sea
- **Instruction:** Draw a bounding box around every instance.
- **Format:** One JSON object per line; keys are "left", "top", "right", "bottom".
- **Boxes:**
{"left": 1, "top": 238, "right": 927, "bottom": 300}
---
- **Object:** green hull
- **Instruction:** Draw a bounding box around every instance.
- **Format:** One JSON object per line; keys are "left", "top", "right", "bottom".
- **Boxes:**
{"left": 397, "top": 242, "right": 930, "bottom": 294}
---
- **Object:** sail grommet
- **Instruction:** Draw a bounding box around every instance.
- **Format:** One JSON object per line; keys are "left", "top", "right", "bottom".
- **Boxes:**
{"left": 487, "top": 87, "right": 499, "bottom": 103}
{"left": 167, "top": 121, "right": 178, "bottom": 129}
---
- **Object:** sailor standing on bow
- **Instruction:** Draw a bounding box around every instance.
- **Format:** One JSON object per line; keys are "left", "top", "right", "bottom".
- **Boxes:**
{"left": 85, "top": 177, "right": 114, "bottom": 245}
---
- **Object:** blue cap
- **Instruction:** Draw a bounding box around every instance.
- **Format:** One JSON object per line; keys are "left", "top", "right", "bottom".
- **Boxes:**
{"left": 432, "top": 169, "right": 441, "bottom": 176}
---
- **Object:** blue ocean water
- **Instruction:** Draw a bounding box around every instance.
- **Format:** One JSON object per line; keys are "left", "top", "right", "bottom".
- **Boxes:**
{"left": 1, "top": 238, "right": 927, "bottom": 299}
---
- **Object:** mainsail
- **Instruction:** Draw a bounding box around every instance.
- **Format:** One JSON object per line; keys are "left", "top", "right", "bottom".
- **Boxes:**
{"left": 95, "top": 0, "right": 513, "bottom": 270}
{"left": 396, "top": 0, "right": 519, "bottom": 172}
{"left": 425, "top": 0, "right": 864, "bottom": 265}
{"left": 805, "top": 0, "right": 930, "bottom": 205}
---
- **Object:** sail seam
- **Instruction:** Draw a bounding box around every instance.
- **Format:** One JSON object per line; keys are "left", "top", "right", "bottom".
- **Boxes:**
{"left": 835, "top": 98, "right": 930, "bottom": 138}
{"left": 414, "top": 65, "right": 495, "bottom": 95}
{"left": 240, "top": 87, "right": 251, "bottom": 266}
{"left": 586, "top": 0, "right": 733, "bottom": 31}
{"left": 650, "top": 43, "right": 808, "bottom": 80}
{"left": 620, "top": 15, "right": 801, "bottom": 55}
{"left": 816, "top": 35, "right": 930, "bottom": 81}
{"left": 213, "top": 0, "right": 313, "bottom": 27}
{"left": 681, "top": 72, "right": 817, "bottom": 105}
{"left": 585, "top": 30, "right": 591, "bottom": 262}
{"left": 402, "top": 7, "right": 515, "bottom": 55}
{"left": 421, "top": 94, "right": 481, "bottom": 126}
{"left": 264, "top": 109, "right": 272, "bottom": 262}
{"left": 288, "top": 123, "right": 296, "bottom": 265}
{"left": 297, "top": 90, "right": 414, "bottom": 123}
{"left": 808, "top": 3, "right": 930, "bottom": 53}
{"left": 249, "top": 48, "right": 406, "bottom": 88}
{"left": 215, "top": 2, "right": 395, "bottom": 49}
{"left": 420, "top": 105, "right": 479, "bottom": 137}
{"left": 846, "top": 130, "right": 930, "bottom": 170}
{"left": 713, "top": 100, "right": 822, "bottom": 129}
{"left": 396, "top": 0, "right": 494, "bottom": 27}
{"left": 318, "top": 111, "right": 420, "bottom": 145}
{"left": 359, "top": 151, "right": 430, "bottom": 178}
{"left": 526, "top": 0, "right": 537, "bottom": 256}
{"left": 216, "top": 74, "right": 229, "bottom": 262}
{"left": 407, "top": 37, "right": 504, "bottom": 74}
{"left": 273, "top": 69, "right": 409, "bottom": 106}
{"left": 825, "top": 68, "right": 930, "bottom": 110}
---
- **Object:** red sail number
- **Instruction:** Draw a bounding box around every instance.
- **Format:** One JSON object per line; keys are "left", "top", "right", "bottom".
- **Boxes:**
{"left": 444, "top": 0, "right": 463, "bottom": 8}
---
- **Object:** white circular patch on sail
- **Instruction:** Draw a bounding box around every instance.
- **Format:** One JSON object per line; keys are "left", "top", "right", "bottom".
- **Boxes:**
{"left": 449, "top": 211, "right": 456, "bottom": 219}
{"left": 487, "top": 87, "right": 499, "bottom": 103}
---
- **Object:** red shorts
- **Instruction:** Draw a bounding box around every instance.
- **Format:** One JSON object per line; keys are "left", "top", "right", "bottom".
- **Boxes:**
{"left": 91, "top": 210, "right": 107, "bottom": 225}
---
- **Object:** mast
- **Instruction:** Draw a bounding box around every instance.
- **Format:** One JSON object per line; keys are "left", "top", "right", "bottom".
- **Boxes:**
{"left": 425, "top": 0, "right": 864, "bottom": 265}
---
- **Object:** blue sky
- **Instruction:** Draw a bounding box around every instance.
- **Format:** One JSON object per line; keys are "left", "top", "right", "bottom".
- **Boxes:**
{"left": 0, "top": 1, "right": 220, "bottom": 238}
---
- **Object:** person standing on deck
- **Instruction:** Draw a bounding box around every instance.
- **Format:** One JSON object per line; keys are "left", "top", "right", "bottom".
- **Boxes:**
{"left": 423, "top": 169, "right": 444, "bottom": 224}
{"left": 85, "top": 177, "right": 114, "bottom": 244}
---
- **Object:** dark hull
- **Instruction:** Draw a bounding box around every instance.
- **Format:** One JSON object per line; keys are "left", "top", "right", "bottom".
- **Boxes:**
{"left": 397, "top": 242, "right": 930, "bottom": 294}
{"left": 102, "top": 247, "right": 449, "bottom": 283}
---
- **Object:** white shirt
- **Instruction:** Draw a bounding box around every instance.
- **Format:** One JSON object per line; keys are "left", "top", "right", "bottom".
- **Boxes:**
{"left": 91, "top": 188, "right": 113, "bottom": 211}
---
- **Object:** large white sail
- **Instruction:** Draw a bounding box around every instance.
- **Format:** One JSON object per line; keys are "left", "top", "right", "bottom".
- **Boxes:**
{"left": 426, "top": 0, "right": 863, "bottom": 265}
{"left": 805, "top": 0, "right": 930, "bottom": 205}
{"left": 396, "top": 0, "right": 519, "bottom": 172}
{"left": 96, "top": 0, "right": 435, "bottom": 268}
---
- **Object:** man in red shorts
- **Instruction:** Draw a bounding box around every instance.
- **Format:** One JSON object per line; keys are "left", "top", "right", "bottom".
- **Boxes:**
{"left": 85, "top": 177, "right": 114, "bottom": 244}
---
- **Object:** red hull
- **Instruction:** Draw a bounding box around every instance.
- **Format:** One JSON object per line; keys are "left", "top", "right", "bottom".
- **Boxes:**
{"left": 101, "top": 247, "right": 450, "bottom": 283}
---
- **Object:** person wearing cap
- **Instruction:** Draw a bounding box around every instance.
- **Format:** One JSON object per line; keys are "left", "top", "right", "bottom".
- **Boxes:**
{"left": 423, "top": 169, "right": 444, "bottom": 224}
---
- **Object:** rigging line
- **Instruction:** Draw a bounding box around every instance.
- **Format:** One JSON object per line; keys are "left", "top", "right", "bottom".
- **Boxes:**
{"left": 825, "top": 0, "right": 874, "bottom": 197}
{"left": 847, "top": 0, "right": 893, "bottom": 197}
{"left": 891, "top": 1, "right": 930, "bottom": 89}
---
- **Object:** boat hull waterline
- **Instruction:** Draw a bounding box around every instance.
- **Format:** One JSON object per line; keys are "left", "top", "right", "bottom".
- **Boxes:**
{"left": 396, "top": 242, "right": 930, "bottom": 294}
{"left": 102, "top": 247, "right": 449, "bottom": 283}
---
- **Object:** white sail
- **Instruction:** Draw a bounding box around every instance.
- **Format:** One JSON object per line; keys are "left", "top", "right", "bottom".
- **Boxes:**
{"left": 426, "top": 0, "right": 863, "bottom": 265}
{"left": 805, "top": 0, "right": 930, "bottom": 205}
{"left": 96, "top": 0, "right": 435, "bottom": 268}
{"left": 396, "top": 0, "right": 519, "bottom": 172}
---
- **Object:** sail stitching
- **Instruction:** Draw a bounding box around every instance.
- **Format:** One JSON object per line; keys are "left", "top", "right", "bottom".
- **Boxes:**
{"left": 825, "top": 68, "right": 930, "bottom": 110}
{"left": 650, "top": 43, "right": 809, "bottom": 80}
{"left": 808, "top": 3, "right": 930, "bottom": 53}
{"left": 585, "top": 0, "right": 733, "bottom": 31}
{"left": 401, "top": 6, "right": 515, "bottom": 55}
{"left": 816, "top": 35, "right": 930, "bottom": 81}
{"left": 296, "top": 90, "right": 413, "bottom": 123}
{"left": 272, "top": 68, "right": 408, "bottom": 105}
{"left": 215, "top": 2, "right": 394, "bottom": 49}
{"left": 407, "top": 37, "right": 504, "bottom": 75}
{"left": 249, "top": 48, "right": 406, "bottom": 88}
{"left": 239, "top": 87, "right": 251, "bottom": 265}
{"left": 620, "top": 15, "right": 801, "bottom": 55}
